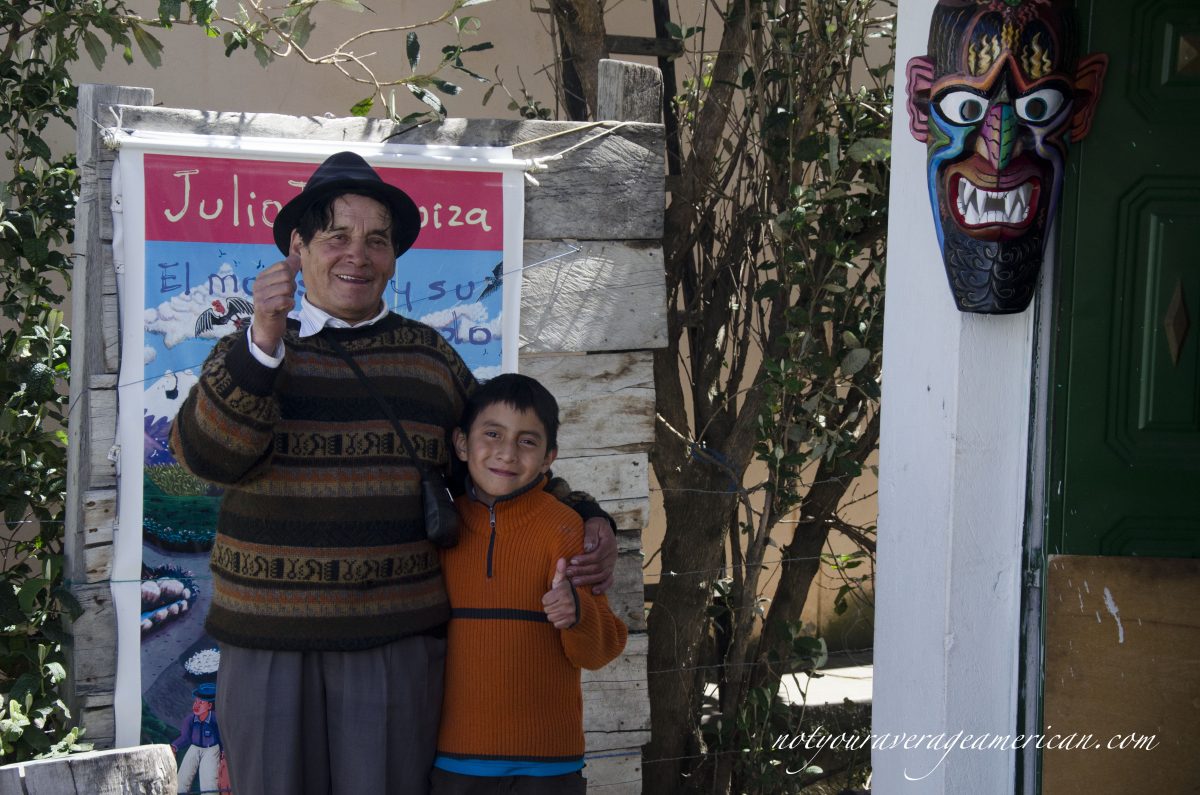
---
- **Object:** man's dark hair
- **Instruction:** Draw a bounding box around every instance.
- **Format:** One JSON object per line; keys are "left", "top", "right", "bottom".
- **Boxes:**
{"left": 460, "top": 373, "right": 560, "bottom": 451}
{"left": 293, "top": 192, "right": 402, "bottom": 257}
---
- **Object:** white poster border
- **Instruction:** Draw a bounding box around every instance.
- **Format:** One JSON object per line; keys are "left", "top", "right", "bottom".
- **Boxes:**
{"left": 111, "top": 134, "right": 525, "bottom": 746}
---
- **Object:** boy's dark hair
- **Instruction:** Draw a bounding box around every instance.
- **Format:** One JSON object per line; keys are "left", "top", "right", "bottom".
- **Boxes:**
{"left": 461, "top": 373, "right": 560, "bottom": 451}
{"left": 294, "top": 192, "right": 402, "bottom": 257}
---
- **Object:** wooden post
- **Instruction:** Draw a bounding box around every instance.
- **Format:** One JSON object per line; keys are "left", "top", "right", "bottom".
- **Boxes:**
{"left": 66, "top": 83, "right": 154, "bottom": 749}
{"left": 0, "top": 746, "right": 176, "bottom": 795}
{"left": 597, "top": 59, "right": 663, "bottom": 123}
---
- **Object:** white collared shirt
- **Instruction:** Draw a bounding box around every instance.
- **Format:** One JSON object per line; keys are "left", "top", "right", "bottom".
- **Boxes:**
{"left": 247, "top": 296, "right": 390, "bottom": 368}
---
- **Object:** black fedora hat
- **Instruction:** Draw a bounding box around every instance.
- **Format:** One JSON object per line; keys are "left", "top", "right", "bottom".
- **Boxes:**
{"left": 272, "top": 151, "right": 422, "bottom": 257}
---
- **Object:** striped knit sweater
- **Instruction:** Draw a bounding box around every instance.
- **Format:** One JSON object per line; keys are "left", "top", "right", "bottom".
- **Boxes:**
{"left": 169, "top": 314, "right": 474, "bottom": 651}
{"left": 435, "top": 478, "right": 628, "bottom": 775}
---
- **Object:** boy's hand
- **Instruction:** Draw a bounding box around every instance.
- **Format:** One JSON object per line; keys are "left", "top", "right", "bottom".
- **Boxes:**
{"left": 567, "top": 517, "right": 617, "bottom": 594}
{"left": 542, "top": 558, "right": 578, "bottom": 629}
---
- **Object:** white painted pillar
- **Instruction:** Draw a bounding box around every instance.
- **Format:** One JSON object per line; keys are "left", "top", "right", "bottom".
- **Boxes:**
{"left": 872, "top": 0, "right": 1031, "bottom": 791}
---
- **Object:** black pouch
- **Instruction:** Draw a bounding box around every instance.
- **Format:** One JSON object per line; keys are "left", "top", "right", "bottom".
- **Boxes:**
{"left": 421, "top": 468, "right": 460, "bottom": 548}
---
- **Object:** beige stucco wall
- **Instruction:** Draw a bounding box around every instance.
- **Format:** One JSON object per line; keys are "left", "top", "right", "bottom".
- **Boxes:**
{"left": 67, "top": 1, "right": 679, "bottom": 123}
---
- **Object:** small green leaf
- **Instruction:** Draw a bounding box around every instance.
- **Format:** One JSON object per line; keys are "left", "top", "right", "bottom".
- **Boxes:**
{"left": 754, "top": 279, "right": 781, "bottom": 300}
{"left": 840, "top": 347, "right": 871, "bottom": 375}
{"left": 22, "top": 238, "right": 50, "bottom": 266}
{"left": 847, "top": 137, "right": 891, "bottom": 163}
{"left": 328, "top": 0, "right": 365, "bottom": 11}
{"left": 253, "top": 42, "right": 273, "bottom": 68}
{"left": 82, "top": 31, "right": 108, "bottom": 70}
{"left": 8, "top": 674, "right": 40, "bottom": 708}
{"left": 406, "top": 31, "right": 420, "bottom": 72}
{"left": 43, "top": 662, "right": 66, "bottom": 684}
{"left": 158, "top": 0, "right": 183, "bottom": 24}
{"left": 290, "top": 12, "right": 314, "bottom": 48}
{"left": 842, "top": 330, "right": 861, "bottom": 349}
{"left": 350, "top": 96, "right": 374, "bottom": 117}
{"left": 132, "top": 26, "right": 164, "bottom": 68}
{"left": 17, "top": 578, "right": 48, "bottom": 615}
{"left": 430, "top": 78, "right": 461, "bottom": 96}
{"left": 407, "top": 85, "right": 445, "bottom": 116}
{"left": 458, "top": 0, "right": 494, "bottom": 6}
{"left": 27, "top": 137, "right": 52, "bottom": 163}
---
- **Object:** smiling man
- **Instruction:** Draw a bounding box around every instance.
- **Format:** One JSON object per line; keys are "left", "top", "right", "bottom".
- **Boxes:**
{"left": 170, "top": 151, "right": 618, "bottom": 795}
{"left": 906, "top": 0, "right": 1106, "bottom": 313}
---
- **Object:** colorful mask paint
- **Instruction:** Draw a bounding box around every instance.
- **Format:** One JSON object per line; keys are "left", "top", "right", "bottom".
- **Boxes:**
{"left": 907, "top": 0, "right": 1107, "bottom": 313}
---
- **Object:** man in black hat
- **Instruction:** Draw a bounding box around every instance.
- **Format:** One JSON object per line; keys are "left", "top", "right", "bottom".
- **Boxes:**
{"left": 170, "top": 151, "right": 617, "bottom": 795}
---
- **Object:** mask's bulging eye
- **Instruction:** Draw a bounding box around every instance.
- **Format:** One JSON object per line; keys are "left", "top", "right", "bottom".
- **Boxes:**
{"left": 937, "top": 90, "right": 989, "bottom": 124}
{"left": 1015, "top": 87, "right": 1066, "bottom": 122}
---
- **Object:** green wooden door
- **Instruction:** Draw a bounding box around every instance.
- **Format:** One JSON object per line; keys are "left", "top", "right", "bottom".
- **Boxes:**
{"left": 1049, "top": 0, "right": 1200, "bottom": 557}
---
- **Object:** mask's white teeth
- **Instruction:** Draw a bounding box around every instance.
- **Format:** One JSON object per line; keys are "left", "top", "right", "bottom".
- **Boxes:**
{"left": 1004, "top": 190, "right": 1019, "bottom": 219}
{"left": 956, "top": 178, "right": 1033, "bottom": 225}
{"left": 958, "top": 177, "right": 978, "bottom": 223}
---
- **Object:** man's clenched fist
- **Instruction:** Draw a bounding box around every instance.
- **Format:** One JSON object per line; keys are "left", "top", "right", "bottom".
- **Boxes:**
{"left": 250, "top": 252, "right": 301, "bottom": 354}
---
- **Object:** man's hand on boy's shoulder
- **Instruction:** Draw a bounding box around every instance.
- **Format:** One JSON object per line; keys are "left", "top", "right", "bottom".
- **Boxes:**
{"left": 543, "top": 559, "right": 579, "bottom": 629}
{"left": 568, "top": 517, "right": 618, "bottom": 595}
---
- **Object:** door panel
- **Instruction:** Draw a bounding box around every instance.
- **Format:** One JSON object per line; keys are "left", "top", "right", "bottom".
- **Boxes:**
{"left": 1049, "top": 0, "right": 1200, "bottom": 557}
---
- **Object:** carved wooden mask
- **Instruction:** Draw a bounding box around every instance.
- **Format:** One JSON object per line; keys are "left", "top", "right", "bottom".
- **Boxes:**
{"left": 907, "top": 0, "right": 1107, "bottom": 313}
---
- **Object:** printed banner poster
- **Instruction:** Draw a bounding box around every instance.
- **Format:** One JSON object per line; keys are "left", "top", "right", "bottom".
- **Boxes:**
{"left": 114, "top": 140, "right": 524, "bottom": 787}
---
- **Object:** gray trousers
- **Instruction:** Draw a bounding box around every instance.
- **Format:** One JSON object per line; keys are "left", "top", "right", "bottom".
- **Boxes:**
{"left": 215, "top": 634, "right": 446, "bottom": 795}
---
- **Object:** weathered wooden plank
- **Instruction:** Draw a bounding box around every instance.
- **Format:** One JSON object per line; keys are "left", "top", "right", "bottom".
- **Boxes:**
{"left": 2, "top": 745, "right": 176, "bottom": 794}
{"left": 394, "top": 120, "right": 664, "bottom": 240}
{"left": 83, "top": 544, "right": 114, "bottom": 586}
{"left": 83, "top": 489, "right": 116, "bottom": 548}
{"left": 595, "top": 497, "right": 649, "bottom": 532}
{"left": 521, "top": 241, "right": 666, "bottom": 353}
{"left": 66, "top": 489, "right": 114, "bottom": 584}
{"left": 78, "top": 714, "right": 114, "bottom": 752}
{"left": 552, "top": 453, "right": 649, "bottom": 505}
{"left": 110, "top": 107, "right": 665, "bottom": 240}
{"left": 68, "top": 584, "right": 116, "bottom": 687}
{"left": 102, "top": 291, "right": 120, "bottom": 374}
{"left": 608, "top": 555, "right": 648, "bottom": 632}
{"left": 87, "top": 388, "right": 117, "bottom": 489}
{"left": 78, "top": 693, "right": 115, "bottom": 751}
{"left": 98, "top": 161, "right": 114, "bottom": 243}
{"left": 109, "top": 105, "right": 397, "bottom": 142}
{"left": 598, "top": 59, "right": 664, "bottom": 124}
{"left": 71, "top": 644, "right": 115, "bottom": 699}
{"left": 74, "top": 489, "right": 117, "bottom": 585}
{"left": 583, "top": 633, "right": 649, "bottom": 740}
{"left": 520, "top": 351, "right": 655, "bottom": 456}
{"left": 580, "top": 748, "right": 642, "bottom": 794}
{"left": 99, "top": 247, "right": 120, "bottom": 372}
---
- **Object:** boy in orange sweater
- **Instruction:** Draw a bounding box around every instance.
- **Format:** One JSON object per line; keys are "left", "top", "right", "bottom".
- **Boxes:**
{"left": 433, "top": 374, "right": 628, "bottom": 794}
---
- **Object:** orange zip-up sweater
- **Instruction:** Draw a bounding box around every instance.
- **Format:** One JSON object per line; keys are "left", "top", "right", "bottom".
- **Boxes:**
{"left": 436, "top": 477, "right": 627, "bottom": 775}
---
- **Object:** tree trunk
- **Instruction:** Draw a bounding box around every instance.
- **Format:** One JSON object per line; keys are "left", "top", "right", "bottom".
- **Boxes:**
{"left": 548, "top": 0, "right": 608, "bottom": 119}
{"left": 644, "top": 340, "right": 745, "bottom": 792}
{"left": 644, "top": 486, "right": 731, "bottom": 791}
{"left": 753, "top": 412, "right": 881, "bottom": 692}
